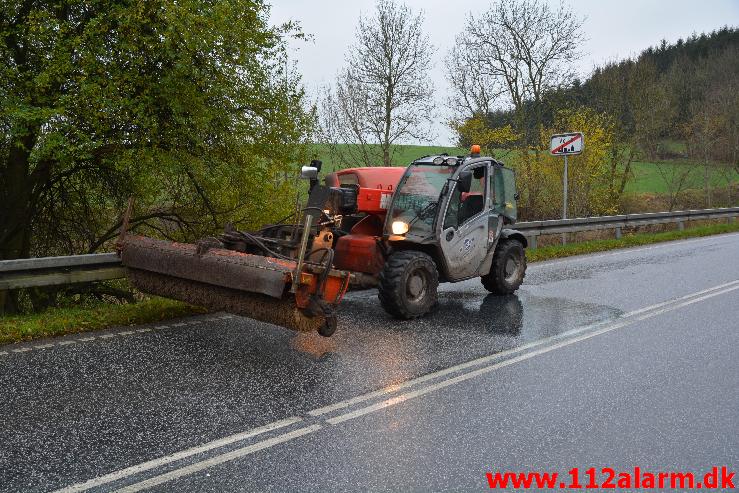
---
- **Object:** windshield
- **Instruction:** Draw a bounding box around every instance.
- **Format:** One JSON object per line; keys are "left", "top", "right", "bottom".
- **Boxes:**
{"left": 388, "top": 164, "right": 456, "bottom": 236}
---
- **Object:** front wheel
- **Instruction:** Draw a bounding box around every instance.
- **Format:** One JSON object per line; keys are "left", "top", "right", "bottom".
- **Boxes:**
{"left": 378, "top": 251, "right": 439, "bottom": 319}
{"left": 481, "top": 239, "right": 526, "bottom": 294}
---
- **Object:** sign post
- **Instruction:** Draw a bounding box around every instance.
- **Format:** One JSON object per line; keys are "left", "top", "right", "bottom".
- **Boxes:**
{"left": 550, "top": 132, "right": 584, "bottom": 244}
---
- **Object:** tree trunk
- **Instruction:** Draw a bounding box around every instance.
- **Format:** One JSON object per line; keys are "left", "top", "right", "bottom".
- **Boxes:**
{"left": 0, "top": 132, "right": 37, "bottom": 314}
{"left": 382, "top": 84, "right": 393, "bottom": 167}
{"left": 704, "top": 162, "right": 712, "bottom": 208}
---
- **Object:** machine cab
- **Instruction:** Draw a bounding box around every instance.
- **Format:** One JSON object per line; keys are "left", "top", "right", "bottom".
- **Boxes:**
{"left": 385, "top": 155, "right": 518, "bottom": 281}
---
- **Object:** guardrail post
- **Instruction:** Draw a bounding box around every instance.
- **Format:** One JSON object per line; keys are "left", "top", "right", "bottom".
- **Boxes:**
{"left": 677, "top": 221, "right": 685, "bottom": 231}
{"left": 527, "top": 235, "right": 538, "bottom": 249}
{"left": 615, "top": 227, "right": 622, "bottom": 239}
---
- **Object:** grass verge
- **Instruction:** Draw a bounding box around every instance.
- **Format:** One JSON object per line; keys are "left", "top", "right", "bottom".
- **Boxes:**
{"left": 526, "top": 222, "right": 739, "bottom": 262}
{"left": 2, "top": 222, "right": 737, "bottom": 346}
{"left": 0, "top": 297, "right": 204, "bottom": 346}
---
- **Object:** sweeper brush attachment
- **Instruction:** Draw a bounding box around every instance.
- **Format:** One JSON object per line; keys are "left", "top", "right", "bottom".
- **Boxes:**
{"left": 120, "top": 235, "right": 350, "bottom": 336}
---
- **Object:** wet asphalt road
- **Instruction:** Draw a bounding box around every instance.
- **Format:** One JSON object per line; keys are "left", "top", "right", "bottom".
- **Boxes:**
{"left": 1, "top": 233, "right": 738, "bottom": 492}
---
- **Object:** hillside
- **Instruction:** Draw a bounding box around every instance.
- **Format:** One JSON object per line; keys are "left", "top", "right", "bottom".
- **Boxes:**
{"left": 475, "top": 27, "right": 739, "bottom": 166}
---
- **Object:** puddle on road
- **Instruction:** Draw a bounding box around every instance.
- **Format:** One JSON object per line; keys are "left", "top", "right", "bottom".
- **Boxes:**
{"left": 284, "top": 287, "right": 622, "bottom": 378}
{"left": 336, "top": 288, "right": 621, "bottom": 344}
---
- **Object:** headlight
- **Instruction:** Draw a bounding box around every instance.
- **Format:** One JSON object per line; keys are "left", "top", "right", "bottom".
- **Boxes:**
{"left": 391, "top": 221, "right": 410, "bottom": 235}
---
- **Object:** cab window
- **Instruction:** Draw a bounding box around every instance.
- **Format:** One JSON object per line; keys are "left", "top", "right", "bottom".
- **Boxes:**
{"left": 490, "top": 166, "right": 517, "bottom": 221}
{"left": 443, "top": 165, "right": 487, "bottom": 229}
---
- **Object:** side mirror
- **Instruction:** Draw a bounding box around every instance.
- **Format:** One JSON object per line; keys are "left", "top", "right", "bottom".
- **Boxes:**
{"left": 457, "top": 171, "right": 473, "bottom": 193}
{"left": 301, "top": 166, "right": 318, "bottom": 180}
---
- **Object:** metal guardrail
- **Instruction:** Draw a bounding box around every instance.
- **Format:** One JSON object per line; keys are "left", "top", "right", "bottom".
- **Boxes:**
{"left": 0, "top": 207, "right": 736, "bottom": 290}
{"left": 515, "top": 206, "right": 739, "bottom": 248}
{"left": 0, "top": 253, "right": 124, "bottom": 290}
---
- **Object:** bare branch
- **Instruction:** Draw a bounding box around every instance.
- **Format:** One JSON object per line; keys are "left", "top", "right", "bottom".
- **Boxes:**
{"left": 318, "top": 0, "right": 435, "bottom": 167}
{"left": 451, "top": 0, "right": 585, "bottom": 143}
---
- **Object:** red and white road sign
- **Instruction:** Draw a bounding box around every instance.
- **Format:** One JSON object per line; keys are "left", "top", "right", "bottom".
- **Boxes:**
{"left": 550, "top": 132, "right": 584, "bottom": 155}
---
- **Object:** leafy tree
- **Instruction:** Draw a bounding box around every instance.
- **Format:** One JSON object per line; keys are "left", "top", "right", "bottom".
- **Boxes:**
{"left": 450, "top": 116, "right": 518, "bottom": 158}
{"left": 506, "top": 108, "right": 625, "bottom": 220}
{"left": 0, "top": 0, "right": 313, "bottom": 313}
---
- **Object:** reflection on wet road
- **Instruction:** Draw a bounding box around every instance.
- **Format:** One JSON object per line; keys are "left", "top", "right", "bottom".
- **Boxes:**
{"left": 1, "top": 233, "right": 738, "bottom": 492}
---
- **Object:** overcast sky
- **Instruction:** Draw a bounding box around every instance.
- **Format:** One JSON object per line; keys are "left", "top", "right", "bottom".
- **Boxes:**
{"left": 270, "top": 0, "right": 739, "bottom": 146}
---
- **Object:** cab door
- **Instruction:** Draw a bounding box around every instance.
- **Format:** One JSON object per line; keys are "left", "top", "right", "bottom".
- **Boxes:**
{"left": 438, "top": 163, "right": 490, "bottom": 280}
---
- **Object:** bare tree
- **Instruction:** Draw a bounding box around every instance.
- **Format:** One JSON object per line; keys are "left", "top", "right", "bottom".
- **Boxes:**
{"left": 454, "top": 0, "right": 585, "bottom": 142}
{"left": 655, "top": 163, "right": 694, "bottom": 211}
{"left": 318, "top": 79, "right": 383, "bottom": 169}
{"left": 688, "top": 87, "right": 733, "bottom": 208}
{"left": 318, "top": 0, "right": 435, "bottom": 167}
{"left": 444, "top": 43, "right": 505, "bottom": 119}
{"left": 629, "top": 59, "right": 675, "bottom": 160}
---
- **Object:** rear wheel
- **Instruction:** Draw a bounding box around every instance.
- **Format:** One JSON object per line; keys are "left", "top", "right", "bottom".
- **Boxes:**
{"left": 378, "top": 251, "right": 439, "bottom": 319}
{"left": 318, "top": 313, "right": 337, "bottom": 337}
{"left": 481, "top": 239, "right": 526, "bottom": 294}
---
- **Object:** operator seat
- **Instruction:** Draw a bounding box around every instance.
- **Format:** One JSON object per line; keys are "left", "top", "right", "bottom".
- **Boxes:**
{"left": 458, "top": 194, "right": 484, "bottom": 224}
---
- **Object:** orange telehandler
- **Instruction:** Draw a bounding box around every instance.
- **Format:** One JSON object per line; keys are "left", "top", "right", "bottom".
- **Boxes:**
{"left": 120, "top": 147, "right": 528, "bottom": 336}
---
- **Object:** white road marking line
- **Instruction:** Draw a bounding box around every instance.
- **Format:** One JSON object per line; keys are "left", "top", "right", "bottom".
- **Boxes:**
{"left": 311, "top": 280, "right": 738, "bottom": 417}
{"left": 57, "top": 340, "right": 77, "bottom": 346}
{"left": 33, "top": 344, "right": 54, "bottom": 350}
{"left": 118, "top": 331, "right": 135, "bottom": 336}
{"left": 326, "top": 283, "right": 739, "bottom": 425}
{"left": 52, "top": 417, "right": 303, "bottom": 493}
{"left": 155, "top": 325, "right": 168, "bottom": 330}
{"left": 99, "top": 334, "right": 116, "bottom": 339}
{"left": 622, "top": 279, "right": 739, "bottom": 317}
{"left": 136, "top": 328, "right": 152, "bottom": 333}
{"left": 77, "top": 337, "right": 96, "bottom": 342}
{"left": 12, "top": 347, "right": 31, "bottom": 353}
{"left": 0, "top": 351, "right": 8, "bottom": 356}
{"left": 113, "top": 425, "right": 321, "bottom": 493}
{"left": 172, "top": 323, "right": 186, "bottom": 327}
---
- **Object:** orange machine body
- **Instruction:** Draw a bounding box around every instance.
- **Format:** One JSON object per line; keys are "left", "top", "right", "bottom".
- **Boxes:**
{"left": 324, "top": 168, "right": 406, "bottom": 275}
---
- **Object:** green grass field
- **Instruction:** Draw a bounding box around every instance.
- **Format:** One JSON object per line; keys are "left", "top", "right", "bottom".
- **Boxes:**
{"left": 624, "top": 160, "right": 738, "bottom": 194}
{"left": 310, "top": 143, "right": 738, "bottom": 195}
{"left": 309, "top": 143, "right": 468, "bottom": 172}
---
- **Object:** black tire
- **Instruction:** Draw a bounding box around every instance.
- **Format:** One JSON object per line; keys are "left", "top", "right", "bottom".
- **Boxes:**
{"left": 481, "top": 239, "right": 526, "bottom": 294}
{"left": 378, "top": 251, "right": 439, "bottom": 319}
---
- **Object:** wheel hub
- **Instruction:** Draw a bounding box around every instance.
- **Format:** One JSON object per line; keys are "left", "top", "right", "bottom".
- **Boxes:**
{"left": 406, "top": 271, "right": 426, "bottom": 300}
{"left": 505, "top": 256, "right": 519, "bottom": 281}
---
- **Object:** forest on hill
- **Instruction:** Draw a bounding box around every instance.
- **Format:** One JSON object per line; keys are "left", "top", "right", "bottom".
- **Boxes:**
{"left": 476, "top": 27, "right": 739, "bottom": 165}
